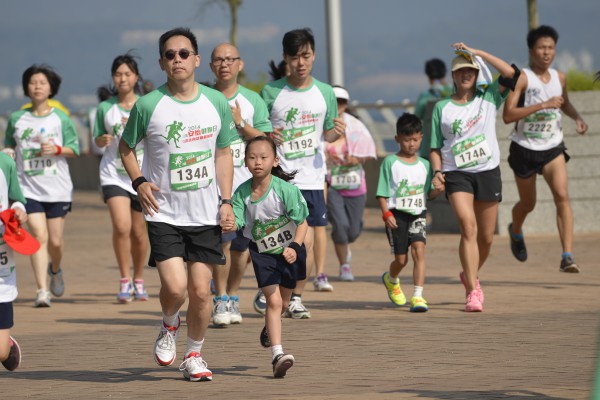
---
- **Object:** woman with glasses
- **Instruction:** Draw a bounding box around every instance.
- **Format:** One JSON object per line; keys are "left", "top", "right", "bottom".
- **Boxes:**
{"left": 93, "top": 53, "right": 149, "bottom": 303}
{"left": 4, "top": 64, "right": 80, "bottom": 307}
{"left": 325, "top": 86, "right": 376, "bottom": 281}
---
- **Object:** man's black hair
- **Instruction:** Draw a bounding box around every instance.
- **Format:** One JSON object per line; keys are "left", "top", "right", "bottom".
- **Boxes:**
{"left": 159, "top": 27, "right": 198, "bottom": 57}
{"left": 425, "top": 58, "right": 447, "bottom": 80}
{"left": 527, "top": 25, "right": 559, "bottom": 49}
{"left": 282, "top": 28, "right": 315, "bottom": 56}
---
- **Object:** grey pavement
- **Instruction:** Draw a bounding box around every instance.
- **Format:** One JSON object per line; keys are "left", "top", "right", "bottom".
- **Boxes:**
{"left": 2, "top": 191, "right": 599, "bottom": 399}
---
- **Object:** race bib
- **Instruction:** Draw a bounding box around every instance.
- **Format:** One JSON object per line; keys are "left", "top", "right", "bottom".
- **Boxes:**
{"left": 282, "top": 126, "right": 318, "bottom": 159}
{"left": 452, "top": 134, "right": 491, "bottom": 169}
{"left": 230, "top": 137, "right": 245, "bottom": 167}
{"left": 22, "top": 149, "right": 58, "bottom": 176}
{"left": 331, "top": 165, "right": 362, "bottom": 190}
{"left": 116, "top": 148, "right": 144, "bottom": 176}
{"left": 0, "top": 241, "right": 15, "bottom": 278}
{"left": 395, "top": 186, "right": 425, "bottom": 215}
{"left": 253, "top": 216, "right": 295, "bottom": 254}
{"left": 523, "top": 112, "right": 559, "bottom": 140}
{"left": 169, "top": 150, "right": 214, "bottom": 191}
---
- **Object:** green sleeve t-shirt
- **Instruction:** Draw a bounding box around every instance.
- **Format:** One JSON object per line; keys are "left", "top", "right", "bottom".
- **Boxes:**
{"left": 261, "top": 77, "right": 337, "bottom": 190}
{"left": 121, "top": 83, "right": 238, "bottom": 226}
{"left": 232, "top": 175, "right": 308, "bottom": 254}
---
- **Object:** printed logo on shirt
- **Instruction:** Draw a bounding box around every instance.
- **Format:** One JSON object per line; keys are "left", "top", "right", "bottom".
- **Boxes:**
{"left": 526, "top": 87, "right": 542, "bottom": 102}
{"left": 451, "top": 119, "right": 463, "bottom": 137}
{"left": 163, "top": 120, "right": 185, "bottom": 148}
{"left": 21, "top": 128, "right": 35, "bottom": 142}
{"left": 184, "top": 124, "right": 217, "bottom": 145}
{"left": 284, "top": 107, "right": 300, "bottom": 127}
{"left": 451, "top": 107, "right": 483, "bottom": 137}
{"left": 112, "top": 123, "right": 123, "bottom": 136}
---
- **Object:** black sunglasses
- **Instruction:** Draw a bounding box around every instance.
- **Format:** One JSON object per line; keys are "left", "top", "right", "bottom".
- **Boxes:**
{"left": 163, "top": 49, "right": 195, "bottom": 61}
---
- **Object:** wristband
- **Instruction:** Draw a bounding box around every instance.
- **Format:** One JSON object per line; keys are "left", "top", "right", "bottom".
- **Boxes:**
{"left": 434, "top": 170, "right": 442, "bottom": 176}
{"left": 221, "top": 199, "right": 232, "bottom": 206}
{"left": 382, "top": 210, "right": 393, "bottom": 222}
{"left": 10, "top": 202, "right": 26, "bottom": 213}
{"left": 55, "top": 145, "right": 62, "bottom": 156}
{"left": 288, "top": 242, "right": 302, "bottom": 254}
{"left": 132, "top": 176, "right": 148, "bottom": 191}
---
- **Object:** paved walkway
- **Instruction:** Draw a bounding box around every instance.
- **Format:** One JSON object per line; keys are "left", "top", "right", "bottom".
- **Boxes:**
{"left": 2, "top": 191, "right": 599, "bottom": 399}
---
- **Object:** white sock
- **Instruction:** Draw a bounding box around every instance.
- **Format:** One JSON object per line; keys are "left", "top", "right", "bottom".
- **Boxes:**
{"left": 186, "top": 337, "right": 204, "bottom": 356}
{"left": 413, "top": 286, "right": 424, "bottom": 298}
{"left": 271, "top": 344, "right": 283, "bottom": 361}
{"left": 388, "top": 274, "right": 399, "bottom": 284}
{"left": 162, "top": 312, "right": 179, "bottom": 328}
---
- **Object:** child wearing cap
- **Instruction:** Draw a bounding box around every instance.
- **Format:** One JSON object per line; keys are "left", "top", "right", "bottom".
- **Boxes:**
{"left": 0, "top": 152, "right": 28, "bottom": 371}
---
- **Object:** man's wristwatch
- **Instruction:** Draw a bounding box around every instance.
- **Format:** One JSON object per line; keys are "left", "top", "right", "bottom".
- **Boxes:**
{"left": 221, "top": 199, "right": 232, "bottom": 206}
{"left": 235, "top": 120, "right": 246, "bottom": 129}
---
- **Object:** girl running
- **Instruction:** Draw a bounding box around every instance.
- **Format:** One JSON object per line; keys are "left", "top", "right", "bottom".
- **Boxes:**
{"left": 227, "top": 136, "right": 308, "bottom": 378}
{"left": 94, "top": 54, "right": 149, "bottom": 302}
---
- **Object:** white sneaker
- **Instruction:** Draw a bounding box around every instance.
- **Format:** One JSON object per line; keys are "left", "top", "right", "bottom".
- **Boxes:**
{"left": 179, "top": 352, "right": 213, "bottom": 381}
{"left": 34, "top": 289, "right": 51, "bottom": 308}
{"left": 212, "top": 295, "right": 231, "bottom": 326}
{"left": 313, "top": 273, "right": 333, "bottom": 292}
{"left": 228, "top": 296, "right": 242, "bottom": 324}
{"left": 282, "top": 296, "right": 311, "bottom": 319}
{"left": 339, "top": 264, "right": 354, "bottom": 281}
{"left": 48, "top": 264, "right": 64, "bottom": 297}
{"left": 154, "top": 319, "right": 179, "bottom": 366}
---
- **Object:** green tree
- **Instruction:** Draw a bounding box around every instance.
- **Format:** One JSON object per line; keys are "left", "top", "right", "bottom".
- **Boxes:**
{"left": 200, "top": 0, "right": 242, "bottom": 46}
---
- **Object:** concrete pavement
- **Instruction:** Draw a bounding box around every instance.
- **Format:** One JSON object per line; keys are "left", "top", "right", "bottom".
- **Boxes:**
{"left": 2, "top": 191, "right": 598, "bottom": 399}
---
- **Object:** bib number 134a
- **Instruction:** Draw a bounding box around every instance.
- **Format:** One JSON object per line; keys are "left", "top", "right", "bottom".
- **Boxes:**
{"left": 169, "top": 150, "right": 214, "bottom": 191}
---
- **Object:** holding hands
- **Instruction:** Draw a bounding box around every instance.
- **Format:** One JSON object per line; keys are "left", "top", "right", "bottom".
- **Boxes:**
{"left": 220, "top": 204, "right": 236, "bottom": 232}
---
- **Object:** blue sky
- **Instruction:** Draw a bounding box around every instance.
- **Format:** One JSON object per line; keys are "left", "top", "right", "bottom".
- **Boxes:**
{"left": 0, "top": 0, "right": 598, "bottom": 114}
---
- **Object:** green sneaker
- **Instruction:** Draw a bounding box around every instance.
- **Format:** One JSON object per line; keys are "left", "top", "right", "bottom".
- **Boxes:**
{"left": 381, "top": 272, "right": 406, "bottom": 306}
{"left": 409, "top": 296, "right": 429, "bottom": 312}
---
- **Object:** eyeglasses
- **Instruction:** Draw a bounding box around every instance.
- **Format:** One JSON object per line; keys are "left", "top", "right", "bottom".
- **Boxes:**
{"left": 163, "top": 49, "right": 196, "bottom": 61}
{"left": 211, "top": 57, "right": 240, "bottom": 66}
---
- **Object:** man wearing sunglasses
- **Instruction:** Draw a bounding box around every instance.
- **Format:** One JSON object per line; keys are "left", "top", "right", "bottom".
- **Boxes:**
{"left": 208, "top": 43, "right": 273, "bottom": 327}
{"left": 119, "top": 27, "right": 238, "bottom": 382}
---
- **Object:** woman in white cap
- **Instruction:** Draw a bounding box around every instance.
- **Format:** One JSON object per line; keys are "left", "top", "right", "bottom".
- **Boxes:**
{"left": 430, "top": 43, "right": 519, "bottom": 312}
{"left": 326, "top": 86, "right": 377, "bottom": 281}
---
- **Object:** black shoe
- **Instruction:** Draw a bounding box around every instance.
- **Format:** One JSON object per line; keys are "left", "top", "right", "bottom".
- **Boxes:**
{"left": 272, "top": 353, "right": 294, "bottom": 378}
{"left": 2, "top": 337, "right": 21, "bottom": 371}
{"left": 260, "top": 326, "right": 271, "bottom": 348}
{"left": 508, "top": 223, "right": 527, "bottom": 262}
{"left": 559, "top": 255, "right": 580, "bottom": 273}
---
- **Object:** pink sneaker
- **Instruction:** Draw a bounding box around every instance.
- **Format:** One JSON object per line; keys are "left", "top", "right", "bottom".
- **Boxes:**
{"left": 465, "top": 290, "right": 483, "bottom": 312}
{"left": 459, "top": 271, "right": 484, "bottom": 304}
